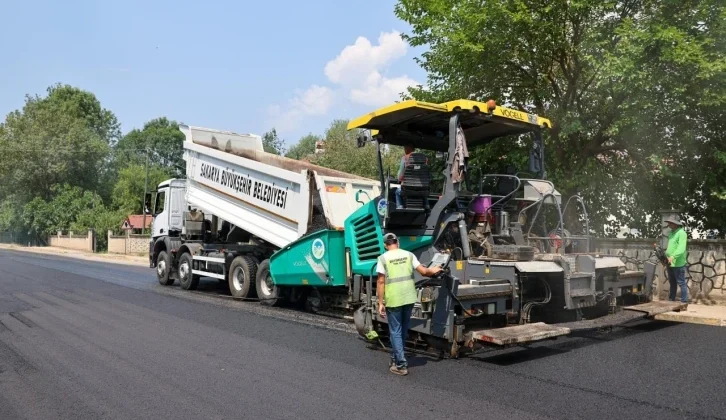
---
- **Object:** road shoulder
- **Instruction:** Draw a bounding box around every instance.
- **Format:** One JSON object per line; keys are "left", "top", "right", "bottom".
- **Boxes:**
{"left": 0, "top": 244, "right": 147, "bottom": 267}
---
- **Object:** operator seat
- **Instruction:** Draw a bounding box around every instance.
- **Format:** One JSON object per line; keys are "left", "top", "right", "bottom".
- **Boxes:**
{"left": 400, "top": 152, "right": 431, "bottom": 210}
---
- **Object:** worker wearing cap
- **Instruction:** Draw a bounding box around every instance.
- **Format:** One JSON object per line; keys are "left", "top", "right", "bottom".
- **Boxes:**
{"left": 664, "top": 215, "right": 689, "bottom": 303}
{"left": 376, "top": 232, "right": 441, "bottom": 375}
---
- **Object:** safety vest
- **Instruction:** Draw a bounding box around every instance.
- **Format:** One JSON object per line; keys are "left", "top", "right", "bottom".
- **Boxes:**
{"left": 378, "top": 248, "right": 418, "bottom": 308}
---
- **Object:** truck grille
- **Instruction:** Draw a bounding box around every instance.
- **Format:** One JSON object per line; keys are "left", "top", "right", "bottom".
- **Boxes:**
{"left": 353, "top": 214, "right": 381, "bottom": 261}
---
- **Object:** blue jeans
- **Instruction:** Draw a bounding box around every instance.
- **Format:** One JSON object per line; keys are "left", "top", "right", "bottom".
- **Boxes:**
{"left": 386, "top": 303, "right": 413, "bottom": 368}
{"left": 668, "top": 266, "right": 688, "bottom": 303}
{"left": 395, "top": 187, "right": 403, "bottom": 209}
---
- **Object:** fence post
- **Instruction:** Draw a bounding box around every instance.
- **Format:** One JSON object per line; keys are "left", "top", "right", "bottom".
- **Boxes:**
{"left": 89, "top": 229, "right": 95, "bottom": 253}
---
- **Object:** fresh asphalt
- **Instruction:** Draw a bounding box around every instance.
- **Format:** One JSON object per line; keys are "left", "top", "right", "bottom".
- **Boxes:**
{"left": 0, "top": 249, "right": 724, "bottom": 420}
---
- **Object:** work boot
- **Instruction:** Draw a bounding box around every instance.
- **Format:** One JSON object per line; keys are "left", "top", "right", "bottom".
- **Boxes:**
{"left": 389, "top": 365, "right": 408, "bottom": 376}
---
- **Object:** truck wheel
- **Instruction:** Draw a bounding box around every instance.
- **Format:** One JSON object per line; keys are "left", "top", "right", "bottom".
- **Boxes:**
{"left": 178, "top": 253, "right": 200, "bottom": 290}
{"left": 256, "top": 259, "right": 281, "bottom": 306}
{"left": 156, "top": 251, "right": 174, "bottom": 286}
{"left": 228, "top": 256, "right": 257, "bottom": 298}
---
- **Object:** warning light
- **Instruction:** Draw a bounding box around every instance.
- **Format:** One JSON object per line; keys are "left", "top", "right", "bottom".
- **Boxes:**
{"left": 486, "top": 99, "right": 497, "bottom": 111}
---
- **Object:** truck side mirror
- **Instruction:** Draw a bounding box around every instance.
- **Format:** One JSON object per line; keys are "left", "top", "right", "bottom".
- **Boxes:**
{"left": 144, "top": 192, "right": 153, "bottom": 215}
{"left": 528, "top": 132, "right": 545, "bottom": 179}
{"left": 356, "top": 133, "right": 368, "bottom": 148}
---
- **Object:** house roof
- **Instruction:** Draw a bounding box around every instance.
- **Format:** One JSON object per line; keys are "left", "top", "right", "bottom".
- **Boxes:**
{"left": 122, "top": 215, "right": 153, "bottom": 230}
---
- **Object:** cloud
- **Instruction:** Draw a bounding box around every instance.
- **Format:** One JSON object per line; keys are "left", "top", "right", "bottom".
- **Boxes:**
{"left": 324, "top": 31, "right": 408, "bottom": 87}
{"left": 349, "top": 71, "right": 418, "bottom": 107}
{"left": 266, "top": 85, "right": 334, "bottom": 133}
{"left": 269, "top": 31, "right": 418, "bottom": 134}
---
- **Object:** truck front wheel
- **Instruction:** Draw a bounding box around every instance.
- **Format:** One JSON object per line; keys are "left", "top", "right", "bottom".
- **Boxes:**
{"left": 256, "top": 259, "right": 281, "bottom": 307}
{"left": 228, "top": 256, "right": 257, "bottom": 299}
{"left": 178, "top": 253, "right": 200, "bottom": 290}
{"left": 156, "top": 251, "right": 174, "bottom": 286}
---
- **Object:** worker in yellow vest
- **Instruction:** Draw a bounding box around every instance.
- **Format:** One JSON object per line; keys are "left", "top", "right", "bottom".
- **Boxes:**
{"left": 376, "top": 232, "right": 442, "bottom": 375}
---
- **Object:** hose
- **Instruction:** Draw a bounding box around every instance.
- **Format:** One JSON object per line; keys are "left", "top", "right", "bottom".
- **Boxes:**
{"left": 522, "top": 277, "right": 552, "bottom": 323}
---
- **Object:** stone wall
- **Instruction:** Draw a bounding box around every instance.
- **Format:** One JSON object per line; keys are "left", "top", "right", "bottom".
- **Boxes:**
{"left": 595, "top": 238, "right": 726, "bottom": 305}
{"left": 107, "top": 230, "right": 150, "bottom": 256}
{"left": 49, "top": 230, "right": 95, "bottom": 252}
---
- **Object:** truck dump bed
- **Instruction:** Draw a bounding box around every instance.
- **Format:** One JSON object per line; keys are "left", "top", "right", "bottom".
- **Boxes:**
{"left": 180, "top": 125, "right": 381, "bottom": 248}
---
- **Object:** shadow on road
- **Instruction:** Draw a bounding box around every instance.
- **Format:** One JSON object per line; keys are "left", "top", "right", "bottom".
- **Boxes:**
{"left": 159, "top": 277, "right": 684, "bottom": 367}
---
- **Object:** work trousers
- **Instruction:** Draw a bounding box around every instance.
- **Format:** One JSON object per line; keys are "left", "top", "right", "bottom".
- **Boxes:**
{"left": 667, "top": 266, "right": 688, "bottom": 303}
{"left": 395, "top": 187, "right": 403, "bottom": 209}
{"left": 386, "top": 303, "right": 413, "bottom": 368}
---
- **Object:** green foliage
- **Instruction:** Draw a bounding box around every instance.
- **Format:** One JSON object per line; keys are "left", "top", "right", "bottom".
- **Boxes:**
{"left": 285, "top": 134, "right": 319, "bottom": 160}
{"left": 395, "top": 0, "right": 726, "bottom": 236}
{"left": 0, "top": 84, "right": 118, "bottom": 202}
{"left": 313, "top": 120, "right": 403, "bottom": 180}
{"left": 113, "top": 117, "right": 186, "bottom": 177}
{"left": 0, "top": 84, "right": 182, "bottom": 244}
{"left": 112, "top": 163, "right": 173, "bottom": 215}
{"left": 262, "top": 128, "right": 286, "bottom": 155}
{"left": 21, "top": 184, "right": 123, "bottom": 242}
{"left": 0, "top": 197, "right": 22, "bottom": 234}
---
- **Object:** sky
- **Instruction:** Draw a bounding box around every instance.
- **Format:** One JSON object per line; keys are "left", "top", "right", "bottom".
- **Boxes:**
{"left": 0, "top": 0, "right": 428, "bottom": 148}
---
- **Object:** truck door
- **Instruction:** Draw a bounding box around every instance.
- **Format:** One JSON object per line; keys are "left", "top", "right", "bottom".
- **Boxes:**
{"left": 169, "top": 183, "right": 185, "bottom": 232}
{"left": 152, "top": 188, "right": 170, "bottom": 238}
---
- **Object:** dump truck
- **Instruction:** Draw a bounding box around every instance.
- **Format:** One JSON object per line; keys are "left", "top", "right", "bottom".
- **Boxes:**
{"left": 148, "top": 125, "right": 382, "bottom": 307}
{"left": 149, "top": 99, "right": 685, "bottom": 358}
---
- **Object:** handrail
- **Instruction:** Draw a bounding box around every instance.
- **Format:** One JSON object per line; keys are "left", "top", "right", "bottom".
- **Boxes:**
{"left": 522, "top": 192, "right": 565, "bottom": 254}
{"left": 561, "top": 194, "right": 591, "bottom": 252}
{"left": 477, "top": 174, "right": 522, "bottom": 212}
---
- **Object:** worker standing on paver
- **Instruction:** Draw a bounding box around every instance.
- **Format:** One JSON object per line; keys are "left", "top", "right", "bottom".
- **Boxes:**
{"left": 665, "top": 215, "right": 689, "bottom": 303}
{"left": 394, "top": 145, "right": 415, "bottom": 209}
{"left": 376, "top": 233, "right": 441, "bottom": 375}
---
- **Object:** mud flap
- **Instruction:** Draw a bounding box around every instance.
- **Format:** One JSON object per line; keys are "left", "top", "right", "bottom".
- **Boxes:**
{"left": 623, "top": 301, "right": 688, "bottom": 317}
{"left": 470, "top": 322, "right": 571, "bottom": 346}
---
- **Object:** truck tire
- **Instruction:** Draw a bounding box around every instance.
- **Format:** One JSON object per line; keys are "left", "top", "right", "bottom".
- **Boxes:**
{"left": 178, "top": 252, "right": 200, "bottom": 290}
{"left": 156, "top": 250, "right": 174, "bottom": 286}
{"left": 255, "top": 259, "right": 281, "bottom": 307}
{"left": 228, "top": 256, "right": 257, "bottom": 299}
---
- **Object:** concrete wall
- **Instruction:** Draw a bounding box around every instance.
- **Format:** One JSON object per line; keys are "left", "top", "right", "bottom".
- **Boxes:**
{"left": 49, "top": 230, "right": 95, "bottom": 252}
{"left": 594, "top": 238, "right": 726, "bottom": 305}
{"left": 108, "top": 230, "right": 150, "bottom": 255}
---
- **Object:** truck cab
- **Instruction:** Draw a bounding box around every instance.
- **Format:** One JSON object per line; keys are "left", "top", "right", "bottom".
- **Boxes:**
{"left": 149, "top": 179, "right": 187, "bottom": 240}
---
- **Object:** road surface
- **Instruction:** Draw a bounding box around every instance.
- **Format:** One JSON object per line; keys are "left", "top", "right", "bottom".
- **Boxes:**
{"left": 0, "top": 249, "right": 724, "bottom": 420}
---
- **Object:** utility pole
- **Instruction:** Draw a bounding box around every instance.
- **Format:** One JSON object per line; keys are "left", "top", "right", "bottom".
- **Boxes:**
{"left": 142, "top": 147, "right": 149, "bottom": 235}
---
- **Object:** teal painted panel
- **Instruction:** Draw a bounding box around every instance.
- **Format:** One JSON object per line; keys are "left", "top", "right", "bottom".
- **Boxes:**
{"left": 269, "top": 229, "right": 347, "bottom": 287}
{"left": 343, "top": 199, "right": 434, "bottom": 277}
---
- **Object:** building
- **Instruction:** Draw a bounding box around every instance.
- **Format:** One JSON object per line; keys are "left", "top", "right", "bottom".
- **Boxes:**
{"left": 121, "top": 215, "right": 153, "bottom": 235}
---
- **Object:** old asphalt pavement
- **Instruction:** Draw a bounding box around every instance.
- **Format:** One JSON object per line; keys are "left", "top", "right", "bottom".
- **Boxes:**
{"left": 1, "top": 248, "right": 724, "bottom": 420}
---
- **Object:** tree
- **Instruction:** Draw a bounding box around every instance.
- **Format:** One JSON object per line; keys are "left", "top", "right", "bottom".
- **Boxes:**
{"left": 112, "top": 163, "right": 173, "bottom": 215}
{"left": 21, "top": 184, "right": 123, "bottom": 246}
{"left": 262, "top": 128, "right": 285, "bottom": 155}
{"left": 0, "top": 84, "right": 119, "bottom": 203}
{"left": 285, "top": 134, "right": 319, "bottom": 160}
{"left": 315, "top": 120, "right": 403, "bottom": 180}
{"left": 0, "top": 196, "right": 21, "bottom": 234}
{"left": 113, "top": 117, "right": 186, "bottom": 177}
{"left": 395, "top": 0, "right": 726, "bottom": 236}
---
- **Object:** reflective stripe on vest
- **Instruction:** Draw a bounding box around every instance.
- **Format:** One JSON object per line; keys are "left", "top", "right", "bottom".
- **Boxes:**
{"left": 378, "top": 248, "right": 417, "bottom": 308}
